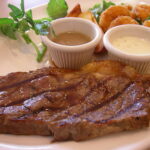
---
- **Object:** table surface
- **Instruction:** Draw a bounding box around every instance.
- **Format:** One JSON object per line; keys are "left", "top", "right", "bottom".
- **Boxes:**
{"left": 0, "top": 0, "right": 49, "bottom": 17}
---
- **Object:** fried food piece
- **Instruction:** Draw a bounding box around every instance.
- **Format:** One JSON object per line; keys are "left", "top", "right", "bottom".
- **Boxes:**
{"left": 67, "top": 4, "right": 82, "bottom": 17}
{"left": 126, "top": 5, "right": 133, "bottom": 11}
{"left": 67, "top": 5, "right": 98, "bottom": 25}
{"left": 124, "top": 5, "right": 136, "bottom": 19}
{"left": 109, "top": 16, "right": 138, "bottom": 28}
{"left": 81, "top": 60, "right": 137, "bottom": 78}
{"left": 134, "top": 4, "right": 150, "bottom": 21}
{"left": 99, "top": 5, "right": 130, "bottom": 32}
{"left": 130, "top": 11, "right": 136, "bottom": 19}
{"left": 143, "top": 20, "right": 150, "bottom": 27}
{"left": 78, "top": 11, "right": 98, "bottom": 24}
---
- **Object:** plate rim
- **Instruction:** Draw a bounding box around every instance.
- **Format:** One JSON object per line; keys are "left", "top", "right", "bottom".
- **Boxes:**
{"left": 0, "top": 1, "right": 150, "bottom": 150}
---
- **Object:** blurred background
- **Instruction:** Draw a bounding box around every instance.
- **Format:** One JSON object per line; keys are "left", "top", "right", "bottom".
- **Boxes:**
{"left": 1, "top": 0, "right": 150, "bottom": 17}
{"left": 0, "top": 0, "right": 48, "bottom": 17}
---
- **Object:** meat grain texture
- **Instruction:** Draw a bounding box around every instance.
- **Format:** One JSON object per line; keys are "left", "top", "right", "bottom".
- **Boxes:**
{"left": 0, "top": 60, "right": 149, "bottom": 141}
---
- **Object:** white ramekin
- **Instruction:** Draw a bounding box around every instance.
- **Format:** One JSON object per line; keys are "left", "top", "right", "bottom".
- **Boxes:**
{"left": 103, "top": 24, "right": 150, "bottom": 74}
{"left": 41, "top": 17, "right": 103, "bottom": 69}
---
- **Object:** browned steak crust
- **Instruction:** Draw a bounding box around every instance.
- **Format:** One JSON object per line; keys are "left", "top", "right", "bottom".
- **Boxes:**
{"left": 0, "top": 60, "right": 149, "bottom": 141}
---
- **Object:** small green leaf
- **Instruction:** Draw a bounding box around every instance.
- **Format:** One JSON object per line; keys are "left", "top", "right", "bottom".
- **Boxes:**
{"left": 33, "top": 18, "right": 52, "bottom": 35}
{"left": 22, "top": 33, "right": 32, "bottom": 44}
{"left": 18, "top": 19, "right": 30, "bottom": 32}
{"left": 36, "top": 43, "right": 47, "bottom": 62}
{"left": 102, "top": 0, "right": 115, "bottom": 10}
{"left": 89, "top": 4, "right": 102, "bottom": 22}
{"left": 0, "top": 18, "right": 17, "bottom": 39}
{"left": 34, "top": 20, "right": 50, "bottom": 35}
{"left": 90, "top": 0, "right": 115, "bottom": 22}
{"left": 47, "top": 0, "right": 68, "bottom": 19}
{"left": 8, "top": 4, "right": 24, "bottom": 19}
{"left": 0, "top": 25, "right": 17, "bottom": 39}
{"left": 25, "top": 10, "right": 35, "bottom": 27}
{"left": 0, "top": 18, "right": 14, "bottom": 25}
{"left": 20, "top": 0, "right": 25, "bottom": 14}
{"left": 26, "top": 9, "right": 32, "bottom": 19}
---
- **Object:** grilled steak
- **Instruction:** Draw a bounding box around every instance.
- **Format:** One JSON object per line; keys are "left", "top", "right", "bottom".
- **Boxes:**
{"left": 0, "top": 60, "right": 149, "bottom": 141}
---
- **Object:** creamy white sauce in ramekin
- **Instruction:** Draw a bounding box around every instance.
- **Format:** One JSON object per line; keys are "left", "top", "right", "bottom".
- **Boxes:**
{"left": 112, "top": 36, "right": 150, "bottom": 55}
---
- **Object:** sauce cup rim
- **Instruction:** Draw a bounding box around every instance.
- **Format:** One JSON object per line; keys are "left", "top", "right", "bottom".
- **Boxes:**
{"left": 41, "top": 17, "right": 103, "bottom": 52}
{"left": 103, "top": 24, "right": 150, "bottom": 62}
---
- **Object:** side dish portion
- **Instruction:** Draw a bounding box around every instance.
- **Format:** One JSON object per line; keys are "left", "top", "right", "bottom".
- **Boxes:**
{"left": 41, "top": 17, "right": 103, "bottom": 69}
{"left": 103, "top": 25, "right": 150, "bottom": 73}
{"left": 0, "top": 60, "right": 149, "bottom": 141}
{"left": 68, "top": 2, "right": 150, "bottom": 32}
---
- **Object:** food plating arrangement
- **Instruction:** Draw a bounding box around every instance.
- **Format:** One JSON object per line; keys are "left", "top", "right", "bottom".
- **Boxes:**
{"left": 0, "top": 0, "right": 149, "bottom": 150}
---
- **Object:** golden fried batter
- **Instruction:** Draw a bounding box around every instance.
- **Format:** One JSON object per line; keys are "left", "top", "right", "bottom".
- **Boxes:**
{"left": 143, "top": 20, "right": 150, "bottom": 27}
{"left": 99, "top": 5, "right": 130, "bottom": 32}
{"left": 67, "top": 4, "right": 82, "bottom": 17}
{"left": 109, "top": 16, "right": 138, "bottom": 29}
{"left": 134, "top": 4, "right": 150, "bottom": 21}
{"left": 125, "top": 5, "right": 133, "bottom": 11}
{"left": 125, "top": 5, "right": 136, "bottom": 18}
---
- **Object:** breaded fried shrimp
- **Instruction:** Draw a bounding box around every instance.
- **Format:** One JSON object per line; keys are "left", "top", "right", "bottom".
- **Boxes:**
{"left": 99, "top": 5, "right": 130, "bottom": 32}
{"left": 130, "top": 11, "right": 136, "bottom": 19}
{"left": 134, "top": 4, "right": 150, "bottom": 21}
{"left": 125, "top": 5, "right": 136, "bottom": 18}
{"left": 109, "top": 16, "right": 138, "bottom": 28}
{"left": 143, "top": 20, "right": 150, "bottom": 27}
{"left": 125, "top": 5, "right": 133, "bottom": 11}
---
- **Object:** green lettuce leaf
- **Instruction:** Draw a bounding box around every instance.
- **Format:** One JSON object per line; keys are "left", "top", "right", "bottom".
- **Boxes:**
{"left": 47, "top": 0, "right": 68, "bottom": 19}
{"left": 89, "top": 4, "right": 102, "bottom": 22}
{"left": 90, "top": 0, "right": 115, "bottom": 22}
{"left": 102, "top": 0, "right": 115, "bottom": 10}
{"left": 8, "top": 4, "right": 24, "bottom": 20}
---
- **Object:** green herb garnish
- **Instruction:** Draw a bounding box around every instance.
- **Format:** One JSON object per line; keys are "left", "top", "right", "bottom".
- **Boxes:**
{"left": 89, "top": 0, "right": 115, "bottom": 22}
{"left": 0, "top": 0, "right": 52, "bottom": 62}
{"left": 89, "top": 4, "right": 102, "bottom": 22}
{"left": 145, "top": 16, "right": 150, "bottom": 21}
{"left": 103, "top": 0, "right": 115, "bottom": 10}
{"left": 120, "top": 3, "right": 125, "bottom": 5}
{"left": 135, "top": 18, "right": 142, "bottom": 25}
{"left": 0, "top": 18, "right": 17, "bottom": 39}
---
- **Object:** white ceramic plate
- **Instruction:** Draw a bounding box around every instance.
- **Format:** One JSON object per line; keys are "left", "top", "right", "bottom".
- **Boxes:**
{"left": 0, "top": 0, "right": 150, "bottom": 150}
